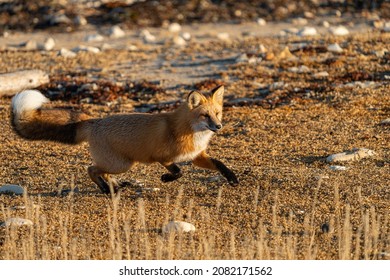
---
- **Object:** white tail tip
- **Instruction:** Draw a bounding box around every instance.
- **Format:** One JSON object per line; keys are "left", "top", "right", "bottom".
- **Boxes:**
{"left": 12, "top": 90, "right": 48, "bottom": 115}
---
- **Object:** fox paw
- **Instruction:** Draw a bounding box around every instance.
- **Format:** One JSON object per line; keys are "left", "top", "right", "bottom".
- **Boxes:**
{"left": 161, "top": 172, "right": 182, "bottom": 183}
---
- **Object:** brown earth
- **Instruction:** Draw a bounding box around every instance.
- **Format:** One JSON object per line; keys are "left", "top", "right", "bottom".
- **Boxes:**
{"left": 0, "top": 17, "right": 389, "bottom": 259}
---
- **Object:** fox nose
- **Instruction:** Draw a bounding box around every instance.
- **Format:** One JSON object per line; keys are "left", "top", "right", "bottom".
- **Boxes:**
{"left": 216, "top": 124, "right": 222, "bottom": 130}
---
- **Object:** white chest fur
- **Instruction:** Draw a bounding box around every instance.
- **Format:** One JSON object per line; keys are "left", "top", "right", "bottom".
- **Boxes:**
{"left": 174, "top": 130, "right": 213, "bottom": 162}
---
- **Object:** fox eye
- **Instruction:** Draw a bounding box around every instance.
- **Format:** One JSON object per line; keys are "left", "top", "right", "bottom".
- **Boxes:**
{"left": 201, "top": 113, "right": 210, "bottom": 119}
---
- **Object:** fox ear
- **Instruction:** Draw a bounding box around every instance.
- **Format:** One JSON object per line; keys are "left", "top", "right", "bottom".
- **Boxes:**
{"left": 187, "top": 91, "right": 206, "bottom": 109}
{"left": 212, "top": 85, "right": 224, "bottom": 106}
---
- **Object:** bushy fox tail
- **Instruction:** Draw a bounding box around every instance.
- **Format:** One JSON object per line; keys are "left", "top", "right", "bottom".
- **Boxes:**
{"left": 11, "top": 90, "right": 91, "bottom": 144}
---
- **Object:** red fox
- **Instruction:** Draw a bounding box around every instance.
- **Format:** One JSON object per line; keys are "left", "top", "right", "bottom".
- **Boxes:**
{"left": 10, "top": 85, "right": 239, "bottom": 193}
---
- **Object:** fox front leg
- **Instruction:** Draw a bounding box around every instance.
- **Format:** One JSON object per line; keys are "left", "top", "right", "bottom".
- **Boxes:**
{"left": 193, "top": 151, "right": 239, "bottom": 186}
{"left": 161, "top": 163, "right": 183, "bottom": 183}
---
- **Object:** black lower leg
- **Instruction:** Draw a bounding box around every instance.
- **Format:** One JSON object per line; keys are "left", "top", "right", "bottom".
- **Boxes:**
{"left": 97, "top": 176, "right": 111, "bottom": 194}
{"left": 211, "top": 158, "right": 239, "bottom": 186}
{"left": 161, "top": 163, "right": 183, "bottom": 182}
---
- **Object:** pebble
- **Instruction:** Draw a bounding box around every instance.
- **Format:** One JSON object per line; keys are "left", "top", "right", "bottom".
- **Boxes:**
{"left": 326, "top": 148, "right": 376, "bottom": 163}
{"left": 84, "top": 34, "right": 104, "bottom": 42}
{"left": 322, "top": 21, "right": 330, "bottom": 28}
{"left": 256, "top": 18, "right": 267, "bottom": 26}
{"left": 329, "top": 165, "right": 349, "bottom": 171}
{"left": 140, "top": 29, "right": 156, "bottom": 43}
{"left": 168, "top": 22, "right": 182, "bottom": 33}
{"left": 1, "top": 217, "right": 33, "bottom": 227}
{"left": 384, "top": 22, "right": 390, "bottom": 32}
{"left": 292, "top": 17, "right": 308, "bottom": 25}
{"left": 109, "top": 25, "right": 125, "bottom": 38}
{"left": 329, "top": 26, "right": 349, "bottom": 36}
{"left": 162, "top": 221, "right": 195, "bottom": 234}
{"left": 181, "top": 32, "right": 191, "bottom": 41}
{"left": 288, "top": 65, "right": 310, "bottom": 73}
{"left": 59, "top": 48, "right": 77, "bottom": 58}
{"left": 24, "top": 40, "right": 38, "bottom": 50}
{"left": 327, "top": 43, "right": 343, "bottom": 53}
{"left": 172, "top": 35, "right": 186, "bottom": 47}
{"left": 217, "top": 32, "right": 230, "bottom": 41}
{"left": 297, "top": 27, "right": 317, "bottom": 36}
{"left": 312, "top": 71, "right": 329, "bottom": 78}
{"left": 341, "top": 81, "right": 378, "bottom": 89}
{"left": 0, "top": 184, "right": 25, "bottom": 195}
{"left": 39, "top": 37, "right": 55, "bottom": 51}
{"left": 50, "top": 14, "right": 71, "bottom": 25}
{"left": 74, "top": 15, "right": 87, "bottom": 26}
{"left": 72, "top": 45, "right": 100, "bottom": 54}
{"left": 277, "top": 46, "right": 295, "bottom": 59}
{"left": 380, "top": 118, "right": 390, "bottom": 125}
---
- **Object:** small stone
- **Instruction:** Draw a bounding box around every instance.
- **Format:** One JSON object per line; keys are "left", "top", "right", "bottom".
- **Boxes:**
{"left": 322, "top": 21, "right": 330, "bottom": 28}
{"left": 140, "top": 29, "right": 156, "bottom": 43}
{"left": 217, "top": 32, "right": 230, "bottom": 41}
{"left": 59, "top": 48, "right": 77, "bottom": 58}
{"left": 258, "top": 44, "right": 267, "bottom": 53}
{"left": 297, "top": 27, "right": 317, "bottom": 36}
{"left": 304, "top": 11, "right": 315, "bottom": 19}
{"left": 74, "top": 15, "right": 87, "bottom": 26}
{"left": 168, "top": 22, "right": 182, "bottom": 33}
{"left": 327, "top": 43, "right": 343, "bottom": 53}
{"left": 181, "top": 32, "right": 191, "bottom": 41}
{"left": 380, "top": 118, "right": 390, "bottom": 125}
{"left": 109, "top": 25, "right": 125, "bottom": 38}
{"left": 264, "top": 52, "right": 274, "bottom": 60}
{"left": 256, "top": 18, "right": 267, "bottom": 26}
{"left": 39, "top": 37, "right": 55, "bottom": 51}
{"left": 312, "top": 71, "right": 329, "bottom": 78}
{"left": 292, "top": 17, "right": 308, "bottom": 25}
{"left": 383, "top": 22, "right": 390, "bottom": 32}
{"left": 0, "top": 184, "right": 25, "bottom": 195}
{"left": 172, "top": 35, "right": 186, "bottom": 47}
{"left": 1, "top": 217, "right": 33, "bottom": 227}
{"left": 329, "top": 25, "right": 349, "bottom": 36}
{"left": 84, "top": 34, "right": 104, "bottom": 42}
{"left": 277, "top": 46, "right": 295, "bottom": 59}
{"left": 50, "top": 14, "right": 71, "bottom": 25}
{"left": 326, "top": 148, "right": 376, "bottom": 163}
{"left": 374, "top": 49, "right": 388, "bottom": 58}
{"left": 329, "top": 165, "right": 349, "bottom": 171}
{"left": 162, "top": 221, "right": 195, "bottom": 234}
{"left": 72, "top": 45, "right": 100, "bottom": 54}
{"left": 288, "top": 65, "right": 310, "bottom": 73}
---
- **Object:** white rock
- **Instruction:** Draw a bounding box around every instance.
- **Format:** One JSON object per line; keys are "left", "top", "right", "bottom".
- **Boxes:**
{"left": 217, "top": 32, "right": 230, "bottom": 41}
{"left": 327, "top": 43, "right": 343, "bottom": 53}
{"left": 258, "top": 44, "right": 267, "bottom": 53}
{"left": 304, "top": 11, "right": 315, "bottom": 19}
{"left": 313, "top": 71, "right": 329, "bottom": 78}
{"left": 168, "top": 22, "right": 182, "bottom": 33}
{"left": 24, "top": 40, "right": 38, "bottom": 50}
{"left": 50, "top": 14, "right": 71, "bottom": 25}
{"left": 72, "top": 45, "right": 100, "bottom": 54}
{"left": 341, "top": 81, "right": 378, "bottom": 89}
{"left": 84, "top": 34, "right": 104, "bottom": 42}
{"left": 257, "top": 18, "right": 267, "bottom": 26}
{"left": 172, "top": 36, "right": 186, "bottom": 47}
{"left": 297, "top": 27, "right": 317, "bottom": 36}
{"left": 1, "top": 217, "right": 33, "bottom": 227}
{"left": 127, "top": 45, "right": 138, "bottom": 51}
{"left": 59, "top": 48, "right": 77, "bottom": 58}
{"left": 322, "top": 21, "right": 330, "bottom": 28}
{"left": 326, "top": 148, "right": 376, "bottom": 163}
{"left": 380, "top": 118, "right": 390, "bottom": 125}
{"left": 329, "top": 26, "right": 349, "bottom": 36}
{"left": 0, "top": 184, "right": 25, "bottom": 195}
{"left": 181, "top": 32, "right": 191, "bottom": 41}
{"left": 140, "top": 29, "right": 156, "bottom": 43}
{"left": 162, "top": 221, "right": 195, "bottom": 234}
{"left": 270, "top": 81, "right": 285, "bottom": 91}
{"left": 329, "top": 165, "right": 349, "bottom": 171}
{"left": 39, "top": 37, "right": 55, "bottom": 51}
{"left": 109, "top": 25, "right": 125, "bottom": 38}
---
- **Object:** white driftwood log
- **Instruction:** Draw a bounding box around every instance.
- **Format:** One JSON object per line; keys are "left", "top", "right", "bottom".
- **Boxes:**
{"left": 0, "top": 70, "right": 49, "bottom": 96}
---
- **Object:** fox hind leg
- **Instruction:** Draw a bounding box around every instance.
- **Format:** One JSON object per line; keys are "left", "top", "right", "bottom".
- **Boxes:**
{"left": 160, "top": 163, "right": 183, "bottom": 183}
{"left": 87, "top": 166, "right": 119, "bottom": 194}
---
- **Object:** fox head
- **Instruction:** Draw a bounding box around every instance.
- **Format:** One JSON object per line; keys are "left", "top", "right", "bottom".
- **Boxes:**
{"left": 187, "top": 85, "right": 224, "bottom": 133}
